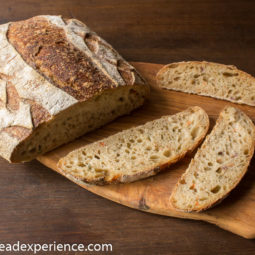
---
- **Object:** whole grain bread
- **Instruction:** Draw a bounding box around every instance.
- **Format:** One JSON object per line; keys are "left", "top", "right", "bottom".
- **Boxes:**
{"left": 0, "top": 15, "right": 149, "bottom": 162}
{"left": 156, "top": 61, "right": 255, "bottom": 106}
{"left": 170, "top": 106, "right": 255, "bottom": 212}
{"left": 57, "top": 106, "right": 209, "bottom": 185}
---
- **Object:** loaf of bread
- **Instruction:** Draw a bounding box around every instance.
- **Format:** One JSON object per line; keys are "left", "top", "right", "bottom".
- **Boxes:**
{"left": 57, "top": 106, "right": 209, "bottom": 185}
{"left": 0, "top": 15, "right": 149, "bottom": 162}
{"left": 170, "top": 106, "right": 255, "bottom": 212}
{"left": 156, "top": 61, "right": 255, "bottom": 106}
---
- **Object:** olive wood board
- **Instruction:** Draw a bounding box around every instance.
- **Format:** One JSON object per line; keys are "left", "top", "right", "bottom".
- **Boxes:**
{"left": 37, "top": 62, "right": 255, "bottom": 239}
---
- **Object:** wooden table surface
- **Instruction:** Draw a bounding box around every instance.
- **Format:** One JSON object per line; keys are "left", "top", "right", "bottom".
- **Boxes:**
{"left": 0, "top": 0, "right": 255, "bottom": 254}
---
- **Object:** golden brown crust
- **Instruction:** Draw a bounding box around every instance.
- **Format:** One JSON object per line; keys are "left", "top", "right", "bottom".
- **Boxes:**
{"left": 7, "top": 16, "right": 115, "bottom": 101}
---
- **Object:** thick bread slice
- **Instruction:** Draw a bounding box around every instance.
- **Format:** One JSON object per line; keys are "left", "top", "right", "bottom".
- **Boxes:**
{"left": 156, "top": 61, "right": 255, "bottom": 106}
{"left": 57, "top": 106, "right": 209, "bottom": 185}
{"left": 170, "top": 106, "right": 255, "bottom": 212}
{"left": 0, "top": 16, "right": 149, "bottom": 162}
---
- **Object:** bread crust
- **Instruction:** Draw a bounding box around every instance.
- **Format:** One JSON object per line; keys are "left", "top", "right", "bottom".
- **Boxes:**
{"left": 0, "top": 15, "right": 148, "bottom": 162}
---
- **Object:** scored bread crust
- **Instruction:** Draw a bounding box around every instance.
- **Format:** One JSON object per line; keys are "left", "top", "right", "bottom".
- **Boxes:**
{"left": 156, "top": 61, "right": 255, "bottom": 106}
{"left": 57, "top": 106, "right": 210, "bottom": 185}
{"left": 170, "top": 106, "right": 255, "bottom": 212}
{"left": 0, "top": 15, "right": 149, "bottom": 162}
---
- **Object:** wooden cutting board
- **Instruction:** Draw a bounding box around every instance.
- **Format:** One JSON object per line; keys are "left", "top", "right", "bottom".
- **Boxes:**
{"left": 38, "top": 62, "right": 255, "bottom": 239}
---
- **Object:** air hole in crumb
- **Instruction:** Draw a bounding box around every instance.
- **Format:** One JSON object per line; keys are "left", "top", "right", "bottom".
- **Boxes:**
{"left": 244, "top": 149, "right": 249, "bottom": 155}
{"left": 189, "top": 184, "right": 196, "bottom": 190}
{"left": 138, "top": 129, "right": 144, "bottom": 134}
{"left": 216, "top": 167, "right": 222, "bottom": 174}
{"left": 95, "top": 168, "right": 103, "bottom": 172}
{"left": 150, "top": 155, "right": 159, "bottom": 160}
{"left": 168, "top": 63, "right": 179, "bottom": 68}
{"left": 174, "top": 76, "right": 180, "bottom": 81}
{"left": 163, "top": 150, "right": 171, "bottom": 157}
{"left": 191, "top": 127, "right": 199, "bottom": 140}
{"left": 137, "top": 138, "right": 142, "bottom": 143}
{"left": 216, "top": 158, "right": 223, "bottom": 164}
{"left": 223, "top": 72, "right": 238, "bottom": 77}
{"left": 211, "top": 185, "right": 221, "bottom": 193}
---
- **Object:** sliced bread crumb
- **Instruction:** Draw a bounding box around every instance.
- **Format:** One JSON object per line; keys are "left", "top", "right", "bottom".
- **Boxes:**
{"left": 58, "top": 106, "right": 209, "bottom": 185}
{"left": 170, "top": 106, "right": 255, "bottom": 212}
{"left": 156, "top": 61, "right": 255, "bottom": 106}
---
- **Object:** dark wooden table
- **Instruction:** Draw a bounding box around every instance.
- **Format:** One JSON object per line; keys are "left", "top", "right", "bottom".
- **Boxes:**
{"left": 0, "top": 0, "right": 255, "bottom": 254}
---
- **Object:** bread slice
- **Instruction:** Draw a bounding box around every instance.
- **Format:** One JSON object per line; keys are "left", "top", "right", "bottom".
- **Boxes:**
{"left": 156, "top": 61, "right": 255, "bottom": 106}
{"left": 170, "top": 106, "right": 255, "bottom": 212}
{"left": 57, "top": 106, "right": 209, "bottom": 185}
